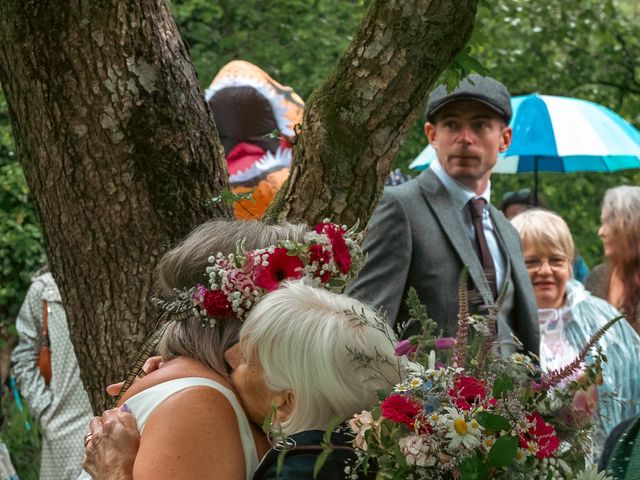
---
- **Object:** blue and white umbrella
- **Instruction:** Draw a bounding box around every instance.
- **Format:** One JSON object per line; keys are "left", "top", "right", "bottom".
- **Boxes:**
{"left": 409, "top": 94, "right": 640, "bottom": 176}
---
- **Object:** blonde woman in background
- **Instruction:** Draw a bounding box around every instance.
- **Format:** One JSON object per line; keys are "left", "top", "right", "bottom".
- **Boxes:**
{"left": 511, "top": 209, "right": 640, "bottom": 453}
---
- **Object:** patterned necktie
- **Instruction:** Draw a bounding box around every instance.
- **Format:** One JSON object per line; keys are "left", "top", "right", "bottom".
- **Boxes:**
{"left": 468, "top": 198, "right": 497, "bottom": 299}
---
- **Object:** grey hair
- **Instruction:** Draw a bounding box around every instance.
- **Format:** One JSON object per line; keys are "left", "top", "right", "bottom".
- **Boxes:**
{"left": 601, "top": 186, "right": 640, "bottom": 321}
{"left": 601, "top": 186, "right": 640, "bottom": 243}
{"left": 240, "top": 279, "right": 404, "bottom": 436}
{"left": 156, "top": 220, "right": 308, "bottom": 376}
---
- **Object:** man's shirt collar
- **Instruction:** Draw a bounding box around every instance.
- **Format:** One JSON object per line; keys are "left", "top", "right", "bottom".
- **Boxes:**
{"left": 430, "top": 157, "right": 491, "bottom": 209}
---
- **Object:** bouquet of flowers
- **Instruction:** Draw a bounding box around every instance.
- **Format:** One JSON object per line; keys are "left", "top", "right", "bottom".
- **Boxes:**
{"left": 347, "top": 276, "right": 620, "bottom": 480}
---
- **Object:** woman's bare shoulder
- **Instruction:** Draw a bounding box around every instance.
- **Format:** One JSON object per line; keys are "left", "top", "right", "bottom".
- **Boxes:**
{"left": 132, "top": 386, "right": 247, "bottom": 480}
{"left": 119, "top": 356, "right": 233, "bottom": 404}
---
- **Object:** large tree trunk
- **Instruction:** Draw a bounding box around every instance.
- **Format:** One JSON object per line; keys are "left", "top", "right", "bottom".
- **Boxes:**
{"left": 0, "top": 0, "right": 476, "bottom": 411}
{"left": 0, "top": 0, "right": 231, "bottom": 411}
{"left": 268, "top": 0, "right": 478, "bottom": 225}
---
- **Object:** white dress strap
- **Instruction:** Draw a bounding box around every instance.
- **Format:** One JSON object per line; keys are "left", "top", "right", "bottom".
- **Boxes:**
{"left": 125, "top": 377, "right": 259, "bottom": 480}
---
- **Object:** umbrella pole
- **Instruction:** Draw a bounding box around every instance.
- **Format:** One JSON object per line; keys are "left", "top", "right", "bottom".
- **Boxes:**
{"left": 534, "top": 157, "right": 539, "bottom": 207}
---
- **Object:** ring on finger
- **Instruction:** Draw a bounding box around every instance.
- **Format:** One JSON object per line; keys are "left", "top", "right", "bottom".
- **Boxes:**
{"left": 84, "top": 432, "right": 93, "bottom": 447}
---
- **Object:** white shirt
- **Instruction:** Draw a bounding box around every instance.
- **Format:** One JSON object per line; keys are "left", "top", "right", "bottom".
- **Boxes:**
{"left": 430, "top": 159, "right": 507, "bottom": 291}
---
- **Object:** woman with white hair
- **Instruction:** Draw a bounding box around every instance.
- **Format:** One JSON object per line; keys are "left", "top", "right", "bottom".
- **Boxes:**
{"left": 511, "top": 209, "right": 640, "bottom": 452}
{"left": 227, "top": 279, "right": 401, "bottom": 479}
{"left": 586, "top": 186, "right": 640, "bottom": 333}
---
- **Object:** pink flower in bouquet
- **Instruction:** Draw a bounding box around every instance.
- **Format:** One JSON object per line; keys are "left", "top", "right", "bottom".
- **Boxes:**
{"left": 349, "top": 410, "right": 378, "bottom": 450}
{"left": 308, "top": 244, "right": 332, "bottom": 282}
{"left": 399, "top": 434, "right": 435, "bottom": 467}
{"left": 255, "top": 247, "right": 304, "bottom": 291}
{"left": 394, "top": 339, "right": 417, "bottom": 357}
{"left": 519, "top": 412, "right": 560, "bottom": 459}
{"left": 449, "top": 376, "right": 493, "bottom": 410}
{"left": 315, "top": 222, "right": 352, "bottom": 273}
{"left": 381, "top": 394, "right": 421, "bottom": 428}
{"left": 572, "top": 385, "right": 599, "bottom": 425}
{"left": 434, "top": 337, "right": 456, "bottom": 349}
{"left": 193, "top": 285, "right": 234, "bottom": 318}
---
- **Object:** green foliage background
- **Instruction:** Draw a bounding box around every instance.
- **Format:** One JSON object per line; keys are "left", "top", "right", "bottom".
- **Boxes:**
{"left": 0, "top": 0, "right": 638, "bottom": 472}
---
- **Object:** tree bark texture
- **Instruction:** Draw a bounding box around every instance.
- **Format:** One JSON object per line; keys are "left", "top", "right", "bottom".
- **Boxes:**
{"left": 0, "top": 0, "right": 231, "bottom": 411}
{"left": 268, "top": 0, "right": 478, "bottom": 226}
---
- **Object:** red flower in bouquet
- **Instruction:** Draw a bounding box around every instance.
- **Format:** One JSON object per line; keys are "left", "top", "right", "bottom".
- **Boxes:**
{"left": 381, "top": 394, "right": 422, "bottom": 428}
{"left": 194, "top": 286, "right": 234, "bottom": 318}
{"left": 308, "top": 244, "right": 332, "bottom": 282}
{"left": 449, "top": 376, "right": 493, "bottom": 410}
{"left": 255, "top": 247, "right": 304, "bottom": 291}
{"left": 519, "top": 412, "right": 560, "bottom": 459}
{"left": 315, "top": 223, "right": 352, "bottom": 274}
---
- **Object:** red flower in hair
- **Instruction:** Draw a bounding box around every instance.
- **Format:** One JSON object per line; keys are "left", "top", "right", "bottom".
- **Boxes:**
{"left": 381, "top": 394, "right": 421, "bottom": 428}
{"left": 255, "top": 247, "right": 304, "bottom": 291}
{"left": 194, "top": 286, "right": 234, "bottom": 318}
{"left": 308, "top": 244, "right": 332, "bottom": 282}
{"left": 315, "top": 223, "right": 352, "bottom": 274}
{"left": 518, "top": 412, "right": 560, "bottom": 459}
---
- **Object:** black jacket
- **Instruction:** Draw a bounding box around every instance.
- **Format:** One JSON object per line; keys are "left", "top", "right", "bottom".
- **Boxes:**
{"left": 253, "top": 429, "right": 375, "bottom": 480}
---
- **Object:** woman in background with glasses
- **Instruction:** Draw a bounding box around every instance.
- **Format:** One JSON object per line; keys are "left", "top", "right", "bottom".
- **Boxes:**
{"left": 511, "top": 209, "right": 640, "bottom": 456}
{"left": 500, "top": 188, "right": 591, "bottom": 284}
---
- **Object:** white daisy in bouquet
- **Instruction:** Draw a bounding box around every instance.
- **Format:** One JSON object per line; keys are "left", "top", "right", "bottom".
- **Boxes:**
{"left": 347, "top": 275, "right": 621, "bottom": 480}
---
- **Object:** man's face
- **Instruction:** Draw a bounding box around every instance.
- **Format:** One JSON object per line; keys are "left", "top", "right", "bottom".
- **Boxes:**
{"left": 425, "top": 100, "right": 512, "bottom": 193}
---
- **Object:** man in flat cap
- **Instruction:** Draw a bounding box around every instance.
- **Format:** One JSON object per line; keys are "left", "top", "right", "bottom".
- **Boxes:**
{"left": 346, "top": 75, "right": 539, "bottom": 355}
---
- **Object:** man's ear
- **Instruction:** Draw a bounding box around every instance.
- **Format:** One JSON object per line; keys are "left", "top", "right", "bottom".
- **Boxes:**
{"left": 424, "top": 122, "right": 437, "bottom": 146}
{"left": 274, "top": 390, "right": 295, "bottom": 424}
{"left": 500, "top": 126, "right": 513, "bottom": 153}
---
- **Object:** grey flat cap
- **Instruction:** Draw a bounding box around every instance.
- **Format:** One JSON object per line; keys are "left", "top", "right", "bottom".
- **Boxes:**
{"left": 426, "top": 75, "right": 512, "bottom": 123}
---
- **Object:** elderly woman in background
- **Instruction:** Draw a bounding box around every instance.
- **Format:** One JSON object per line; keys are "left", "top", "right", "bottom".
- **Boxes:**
{"left": 586, "top": 186, "right": 640, "bottom": 333}
{"left": 511, "top": 209, "right": 640, "bottom": 451}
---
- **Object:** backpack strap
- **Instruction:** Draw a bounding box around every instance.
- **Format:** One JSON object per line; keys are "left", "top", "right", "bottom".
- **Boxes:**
{"left": 41, "top": 300, "right": 49, "bottom": 346}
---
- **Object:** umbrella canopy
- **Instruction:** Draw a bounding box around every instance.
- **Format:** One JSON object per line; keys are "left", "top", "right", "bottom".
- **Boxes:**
{"left": 409, "top": 94, "right": 640, "bottom": 174}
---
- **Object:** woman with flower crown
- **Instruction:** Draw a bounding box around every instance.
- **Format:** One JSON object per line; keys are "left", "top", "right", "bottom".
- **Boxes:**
{"left": 79, "top": 219, "right": 307, "bottom": 480}
{"left": 81, "top": 219, "right": 401, "bottom": 479}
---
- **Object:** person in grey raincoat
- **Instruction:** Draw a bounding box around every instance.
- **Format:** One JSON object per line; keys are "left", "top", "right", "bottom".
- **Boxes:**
{"left": 11, "top": 269, "right": 93, "bottom": 480}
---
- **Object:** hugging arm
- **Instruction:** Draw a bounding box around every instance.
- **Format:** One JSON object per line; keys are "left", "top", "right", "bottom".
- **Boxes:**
{"left": 83, "top": 408, "right": 139, "bottom": 480}
{"left": 85, "top": 387, "right": 247, "bottom": 480}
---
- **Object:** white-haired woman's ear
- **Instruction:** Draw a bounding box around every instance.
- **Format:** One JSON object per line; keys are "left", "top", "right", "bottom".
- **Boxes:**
{"left": 273, "top": 390, "right": 295, "bottom": 425}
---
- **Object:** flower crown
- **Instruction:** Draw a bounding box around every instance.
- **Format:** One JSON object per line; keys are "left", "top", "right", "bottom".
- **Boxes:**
{"left": 191, "top": 221, "right": 363, "bottom": 325}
